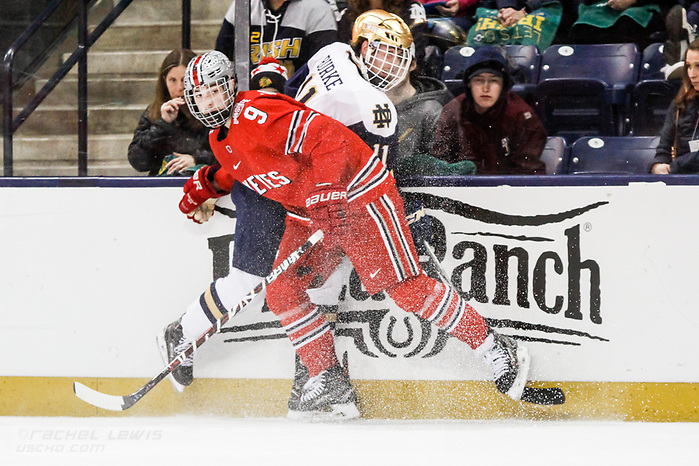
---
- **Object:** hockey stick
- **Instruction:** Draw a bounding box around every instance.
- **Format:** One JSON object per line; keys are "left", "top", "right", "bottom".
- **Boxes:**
{"left": 73, "top": 230, "right": 324, "bottom": 411}
{"left": 423, "top": 241, "right": 566, "bottom": 406}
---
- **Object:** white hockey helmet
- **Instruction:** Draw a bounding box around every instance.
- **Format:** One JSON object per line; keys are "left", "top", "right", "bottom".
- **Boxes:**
{"left": 184, "top": 51, "right": 237, "bottom": 128}
{"left": 351, "top": 10, "right": 414, "bottom": 91}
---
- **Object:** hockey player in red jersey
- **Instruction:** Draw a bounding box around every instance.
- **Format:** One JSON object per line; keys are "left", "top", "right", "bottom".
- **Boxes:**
{"left": 179, "top": 50, "right": 531, "bottom": 419}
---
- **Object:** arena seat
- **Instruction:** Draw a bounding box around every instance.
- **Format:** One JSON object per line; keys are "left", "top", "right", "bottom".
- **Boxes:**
{"left": 505, "top": 44, "right": 541, "bottom": 104}
{"left": 629, "top": 43, "right": 681, "bottom": 136}
{"left": 534, "top": 44, "right": 641, "bottom": 141}
{"left": 567, "top": 136, "right": 659, "bottom": 174}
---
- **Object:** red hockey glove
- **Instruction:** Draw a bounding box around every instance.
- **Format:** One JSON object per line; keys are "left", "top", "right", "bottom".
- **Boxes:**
{"left": 179, "top": 166, "right": 225, "bottom": 222}
{"left": 306, "top": 185, "right": 350, "bottom": 247}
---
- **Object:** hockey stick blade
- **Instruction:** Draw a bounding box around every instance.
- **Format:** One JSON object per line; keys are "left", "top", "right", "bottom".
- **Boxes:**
{"left": 74, "top": 382, "right": 127, "bottom": 411}
{"left": 423, "top": 241, "right": 566, "bottom": 406}
{"left": 74, "top": 381, "right": 146, "bottom": 411}
{"left": 521, "top": 386, "right": 566, "bottom": 405}
{"left": 73, "top": 230, "right": 324, "bottom": 411}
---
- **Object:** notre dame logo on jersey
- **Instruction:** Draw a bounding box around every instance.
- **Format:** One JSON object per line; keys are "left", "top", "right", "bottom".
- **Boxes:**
{"left": 372, "top": 104, "right": 393, "bottom": 129}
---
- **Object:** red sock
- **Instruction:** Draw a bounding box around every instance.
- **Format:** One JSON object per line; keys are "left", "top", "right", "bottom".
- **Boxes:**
{"left": 389, "top": 275, "right": 489, "bottom": 349}
{"left": 280, "top": 305, "right": 338, "bottom": 377}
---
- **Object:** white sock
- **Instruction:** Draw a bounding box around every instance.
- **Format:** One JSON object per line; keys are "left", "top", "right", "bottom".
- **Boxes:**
{"left": 473, "top": 332, "right": 495, "bottom": 358}
{"left": 181, "top": 268, "right": 265, "bottom": 341}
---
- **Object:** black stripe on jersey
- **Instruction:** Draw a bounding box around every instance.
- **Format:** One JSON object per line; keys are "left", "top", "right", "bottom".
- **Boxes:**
{"left": 367, "top": 198, "right": 407, "bottom": 281}
{"left": 286, "top": 110, "right": 303, "bottom": 155}
{"left": 427, "top": 287, "right": 452, "bottom": 324}
{"left": 348, "top": 156, "right": 379, "bottom": 194}
{"left": 282, "top": 305, "right": 323, "bottom": 335}
{"left": 291, "top": 320, "right": 330, "bottom": 349}
{"left": 444, "top": 297, "right": 467, "bottom": 333}
{"left": 292, "top": 111, "right": 319, "bottom": 154}
{"left": 348, "top": 157, "right": 390, "bottom": 202}
{"left": 379, "top": 195, "right": 420, "bottom": 276}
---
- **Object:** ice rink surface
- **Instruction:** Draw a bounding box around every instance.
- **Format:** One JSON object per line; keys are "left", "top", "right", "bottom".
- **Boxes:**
{"left": 2, "top": 415, "right": 698, "bottom": 465}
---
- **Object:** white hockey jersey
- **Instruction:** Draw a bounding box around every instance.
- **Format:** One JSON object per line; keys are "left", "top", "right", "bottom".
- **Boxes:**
{"left": 294, "top": 42, "right": 398, "bottom": 168}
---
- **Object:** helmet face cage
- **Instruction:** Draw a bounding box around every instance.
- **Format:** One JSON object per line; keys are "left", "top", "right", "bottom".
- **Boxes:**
{"left": 352, "top": 10, "right": 414, "bottom": 91}
{"left": 184, "top": 51, "right": 237, "bottom": 128}
{"left": 364, "top": 40, "right": 412, "bottom": 91}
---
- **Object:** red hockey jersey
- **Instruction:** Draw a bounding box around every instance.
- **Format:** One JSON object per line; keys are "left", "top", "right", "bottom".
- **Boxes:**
{"left": 209, "top": 91, "right": 393, "bottom": 217}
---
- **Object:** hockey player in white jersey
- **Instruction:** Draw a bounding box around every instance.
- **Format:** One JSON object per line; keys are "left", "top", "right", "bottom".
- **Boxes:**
{"left": 294, "top": 42, "right": 400, "bottom": 165}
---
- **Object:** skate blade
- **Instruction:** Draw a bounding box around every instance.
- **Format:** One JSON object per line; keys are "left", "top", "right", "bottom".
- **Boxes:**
{"left": 506, "top": 345, "right": 530, "bottom": 401}
{"left": 155, "top": 334, "right": 184, "bottom": 394}
{"left": 287, "top": 403, "right": 360, "bottom": 422}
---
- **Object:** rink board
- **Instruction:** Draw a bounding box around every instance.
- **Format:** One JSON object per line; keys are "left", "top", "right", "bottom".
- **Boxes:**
{"left": 1, "top": 176, "right": 698, "bottom": 420}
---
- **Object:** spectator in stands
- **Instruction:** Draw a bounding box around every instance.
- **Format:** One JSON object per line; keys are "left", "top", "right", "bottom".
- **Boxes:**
{"left": 474, "top": 0, "right": 561, "bottom": 28}
{"left": 684, "top": 0, "right": 699, "bottom": 37}
{"left": 432, "top": 46, "right": 546, "bottom": 174}
{"left": 128, "top": 49, "right": 215, "bottom": 176}
{"left": 337, "top": 0, "right": 430, "bottom": 71}
{"left": 662, "top": 3, "right": 697, "bottom": 78}
{"left": 551, "top": 0, "right": 578, "bottom": 43}
{"left": 420, "top": 0, "right": 466, "bottom": 17}
{"left": 568, "top": 0, "right": 674, "bottom": 51}
{"left": 419, "top": 0, "right": 477, "bottom": 31}
{"left": 465, "top": 0, "right": 564, "bottom": 49}
{"left": 651, "top": 39, "right": 699, "bottom": 174}
{"left": 214, "top": 0, "right": 339, "bottom": 77}
{"left": 664, "top": 4, "right": 697, "bottom": 66}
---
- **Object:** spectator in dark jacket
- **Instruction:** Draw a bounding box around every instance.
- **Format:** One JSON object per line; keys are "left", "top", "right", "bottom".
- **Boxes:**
{"left": 128, "top": 49, "right": 215, "bottom": 176}
{"left": 651, "top": 39, "right": 699, "bottom": 174}
{"left": 432, "top": 46, "right": 547, "bottom": 174}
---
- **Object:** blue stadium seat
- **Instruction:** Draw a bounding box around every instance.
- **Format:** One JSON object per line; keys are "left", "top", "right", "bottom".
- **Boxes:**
{"left": 506, "top": 44, "right": 541, "bottom": 104}
{"left": 639, "top": 42, "right": 668, "bottom": 81}
{"left": 534, "top": 44, "right": 641, "bottom": 141}
{"left": 440, "top": 45, "right": 541, "bottom": 99}
{"left": 440, "top": 45, "right": 476, "bottom": 96}
{"left": 568, "top": 136, "right": 659, "bottom": 174}
{"left": 629, "top": 43, "right": 681, "bottom": 136}
{"left": 540, "top": 136, "right": 569, "bottom": 174}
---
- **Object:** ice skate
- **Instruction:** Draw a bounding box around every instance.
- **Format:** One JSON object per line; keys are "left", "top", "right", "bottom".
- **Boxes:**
{"left": 287, "top": 353, "right": 310, "bottom": 415}
{"left": 156, "top": 319, "right": 194, "bottom": 393}
{"left": 287, "top": 364, "right": 360, "bottom": 422}
{"left": 477, "top": 331, "right": 530, "bottom": 401}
